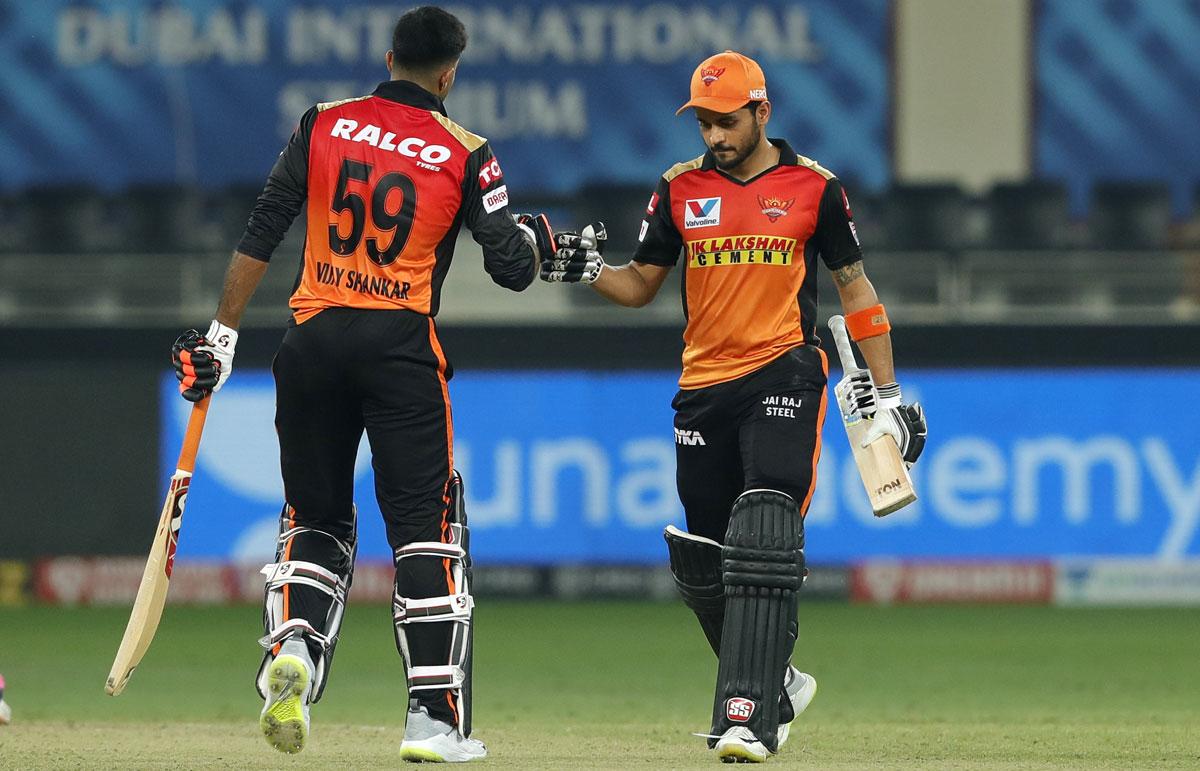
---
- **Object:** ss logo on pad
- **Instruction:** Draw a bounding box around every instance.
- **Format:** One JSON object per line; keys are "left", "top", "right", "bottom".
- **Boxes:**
{"left": 726, "top": 697, "right": 755, "bottom": 722}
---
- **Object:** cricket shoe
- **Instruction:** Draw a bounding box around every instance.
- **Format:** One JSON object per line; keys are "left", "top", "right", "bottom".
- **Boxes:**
{"left": 776, "top": 667, "right": 817, "bottom": 749}
{"left": 259, "top": 644, "right": 313, "bottom": 754}
{"left": 399, "top": 704, "right": 487, "bottom": 763}
{"left": 715, "top": 726, "right": 770, "bottom": 763}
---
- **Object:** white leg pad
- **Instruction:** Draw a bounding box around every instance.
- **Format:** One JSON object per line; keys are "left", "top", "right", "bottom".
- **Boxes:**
{"left": 257, "top": 559, "right": 351, "bottom": 702}
{"left": 393, "top": 542, "right": 474, "bottom": 694}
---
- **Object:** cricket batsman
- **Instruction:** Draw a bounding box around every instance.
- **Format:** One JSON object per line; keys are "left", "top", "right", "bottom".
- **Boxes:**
{"left": 541, "top": 51, "right": 928, "bottom": 761}
{"left": 169, "top": 7, "right": 555, "bottom": 762}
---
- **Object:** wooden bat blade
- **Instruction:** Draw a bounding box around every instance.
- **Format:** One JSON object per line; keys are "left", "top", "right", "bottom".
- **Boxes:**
{"left": 105, "top": 471, "right": 190, "bottom": 696}
{"left": 845, "top": 418, "right": 917, "bottom": 516}
{"left": 106, "top": 397, "right": 209, "bottom": 696}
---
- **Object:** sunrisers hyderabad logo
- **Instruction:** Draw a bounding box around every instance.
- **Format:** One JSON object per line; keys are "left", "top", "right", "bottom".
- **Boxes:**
{"left": 701, "top": 66, "right": 725, "bottom": 85}
{"left": 758, "top": 195, "right": 795, "bottom": 223}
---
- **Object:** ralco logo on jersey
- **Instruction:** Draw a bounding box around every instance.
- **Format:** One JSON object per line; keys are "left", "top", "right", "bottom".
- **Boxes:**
{"left": 684, "top": 197, "right": 721, "bottom": 228}
{"left": 686, "top": 235, "right": 796, "bottom": 268}
{"left": 329, "top": 118, "right": 451, "bottom": 170}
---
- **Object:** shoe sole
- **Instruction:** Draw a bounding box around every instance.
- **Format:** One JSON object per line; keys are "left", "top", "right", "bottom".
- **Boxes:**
{"left": 260, "top": 655, "right": 309, "bottom": 754}
{"left": 400, "top": 746, "right": 447, "bottom": 763}
{"left": 400, "top": 739, "right": 487, "bottom": 763}
{"left": 716, "top": 743, "right": 768, "bottom": 763}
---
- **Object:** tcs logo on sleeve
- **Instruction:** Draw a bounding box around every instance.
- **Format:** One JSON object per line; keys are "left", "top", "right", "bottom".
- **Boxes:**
{"left": 478, "top": 158, "right": 503, "bottom": 189}
{"left": 684, "top": 197, "right": 721, "bottom": 229}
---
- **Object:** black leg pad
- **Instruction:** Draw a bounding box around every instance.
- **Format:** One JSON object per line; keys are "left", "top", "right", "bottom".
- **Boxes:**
{"left": 664, "top": 525, "right": 724, "bottom": 655}
{"left": 709, "top": 490, "right": 805, "bottom": 753}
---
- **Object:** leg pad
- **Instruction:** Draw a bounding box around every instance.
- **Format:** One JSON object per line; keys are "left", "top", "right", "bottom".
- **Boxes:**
{"left": 393, "top": 471, "right": 477, "bottom": 737}
{"left": 664, "top": 525, "right": 724, "bottom": 656}
{"left": 710, "top": 489, "right": 805, "bottom": 753}
{"left": 255, "top": 508, "right": 356, "bottom": 704}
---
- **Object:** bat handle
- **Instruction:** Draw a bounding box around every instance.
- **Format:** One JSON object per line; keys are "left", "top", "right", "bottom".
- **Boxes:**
{"left": 828, "top": 315, "right": 859, "bottom": 372}
{"left": 176, "top": 397, "right": 211, "bottom": 473}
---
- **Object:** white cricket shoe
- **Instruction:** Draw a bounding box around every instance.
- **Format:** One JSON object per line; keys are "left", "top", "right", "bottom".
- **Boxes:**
{"left": 777, "top": 667, "right": 817, "bottom": 749}
{"left": 715, "top": 726, "right": 770, "bottom": 763}
{"left": 400, "top": 704, "right": 487, "bottom": 763}
{"left": 259, "top": 642, "right": 313, "bottom": 754}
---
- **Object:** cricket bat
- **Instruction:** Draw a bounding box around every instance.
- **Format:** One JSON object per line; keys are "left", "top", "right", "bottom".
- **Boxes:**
{"left": 828, "top": 315, "right": 916, "bottom": 517}
{"left": 105, "top": 397, "right": 210, "bottom": 696}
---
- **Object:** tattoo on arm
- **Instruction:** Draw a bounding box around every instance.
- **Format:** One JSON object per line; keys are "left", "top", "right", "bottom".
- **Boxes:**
{"left": 832, "top": 260, "right": 865, "bottom": 287}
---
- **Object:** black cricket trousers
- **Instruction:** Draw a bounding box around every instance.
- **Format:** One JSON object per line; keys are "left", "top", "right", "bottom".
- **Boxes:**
{"left": 271, "top": 306, "right": 459, "bottom": 722}
{"left": 672, "top": 344, "right": 829, "bottom": 543}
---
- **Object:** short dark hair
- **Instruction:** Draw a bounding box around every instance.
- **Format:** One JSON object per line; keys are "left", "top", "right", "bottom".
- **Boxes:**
{"left": 391, "top": 6, "right": 467, "bottom": 72}
{"left": 745, "top": 100, "right": 763, "bottom": 115}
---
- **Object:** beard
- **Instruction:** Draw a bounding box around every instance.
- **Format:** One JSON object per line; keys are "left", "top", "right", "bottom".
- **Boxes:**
{"left": 712, "top": 129, "right": 762, "bottom": 170}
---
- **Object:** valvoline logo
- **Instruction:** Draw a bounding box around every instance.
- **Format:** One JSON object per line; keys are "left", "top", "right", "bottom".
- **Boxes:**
{"left": 726, "top": 697, "right": 755, "bottom": 723}
{"left": 684, "top": 197, "right": 721, "bottom": 229}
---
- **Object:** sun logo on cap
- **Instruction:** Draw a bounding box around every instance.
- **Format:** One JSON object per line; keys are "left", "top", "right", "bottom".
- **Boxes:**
{"left": 700, "top": 66, "right": 725, "bottom": 86}
{"left": 758, "top": 195, "right": 795, "bottom": 222}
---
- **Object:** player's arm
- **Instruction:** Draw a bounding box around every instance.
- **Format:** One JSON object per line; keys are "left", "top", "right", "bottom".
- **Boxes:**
{"left": 832, "top": 260, "right": 894, "bottom": 385}
{"left": 818, "top": 179, "right": 926, "bottom": 465}
{"left": 591, "top": 260, "right": 673, "bottom": 308}
{"left": 545, "top": 228, "right": 673, "bottom": 307}
{"left": 172, "top": 106, "right": 315, "bottom": 402}
{"left": 460, "top": 143, "right": 552, "bottom": 291}
{"left": 541, "top": 177, "right": 679, "bottom": 308}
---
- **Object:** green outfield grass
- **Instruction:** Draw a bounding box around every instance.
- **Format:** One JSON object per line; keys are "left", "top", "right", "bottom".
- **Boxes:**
{"left": 0, "top": 602, "right": 1197, "bottom": 768}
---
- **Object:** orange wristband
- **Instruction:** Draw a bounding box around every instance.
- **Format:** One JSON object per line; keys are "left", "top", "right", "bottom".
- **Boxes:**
{"left": 845, "top": 303, "right": 890, "bottom": 341}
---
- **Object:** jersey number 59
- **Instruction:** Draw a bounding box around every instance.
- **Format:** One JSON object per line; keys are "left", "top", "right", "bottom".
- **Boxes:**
{"left": 328, "top": 158, "right": 417, "bottom": 267}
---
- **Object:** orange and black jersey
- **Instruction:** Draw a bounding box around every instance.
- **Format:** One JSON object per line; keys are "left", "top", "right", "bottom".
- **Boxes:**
{"left": 633, "top": 138, "right": 863, "bottom": 389}
{"left": 238, "top": 80, "right": 535, "bottom": 323}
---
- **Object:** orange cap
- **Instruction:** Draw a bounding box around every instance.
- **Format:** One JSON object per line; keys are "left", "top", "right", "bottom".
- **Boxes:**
{"left": 676, "top": 50, "right": 768, "bottom": 116}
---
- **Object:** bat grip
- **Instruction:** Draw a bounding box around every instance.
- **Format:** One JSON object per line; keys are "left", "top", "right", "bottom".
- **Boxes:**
{"left": 828, "top": 315, "right": 859, "bottom": 371}
{"left": 175, "top": 397, "right": 211, "bottom": 473}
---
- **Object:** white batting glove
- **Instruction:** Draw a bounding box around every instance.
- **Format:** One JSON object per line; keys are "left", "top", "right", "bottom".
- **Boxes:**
{"left": 544, "top": 222, "right": 607, "bottom": 284}
{"left": 834, "top": 369, "right": 875, "bottom": 422}
{"left": 861, "top": 382, "right": 928, "bottom": 467}
{"left": 197, "top": 319, "right": 238, "bottom": 393}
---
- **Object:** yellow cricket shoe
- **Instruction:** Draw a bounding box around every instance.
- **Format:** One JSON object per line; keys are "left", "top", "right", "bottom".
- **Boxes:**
{"left": 259, "top": 653, "right": 312, "bottom": 754}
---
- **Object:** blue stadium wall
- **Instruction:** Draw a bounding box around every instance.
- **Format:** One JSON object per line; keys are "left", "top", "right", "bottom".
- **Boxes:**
{"left": 3, "top": 325, "right": 1199, "bottom": 567}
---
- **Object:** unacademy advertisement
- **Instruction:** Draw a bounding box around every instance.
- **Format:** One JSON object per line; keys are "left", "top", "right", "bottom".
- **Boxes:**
{"left": 163, "top": 369, "right": 1200, "bottom": 565}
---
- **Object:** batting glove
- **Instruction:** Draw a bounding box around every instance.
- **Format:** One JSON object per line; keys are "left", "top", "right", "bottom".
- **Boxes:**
{"left": 861, "top": 382, "right": 927, "bottom": 467}
{"left": 172, "top": 320, "right": 237, "bottom": 402}
{"left": 543, "top": 222, "right": 607, "bottom": 284}
{"left": 515, "top": 212, "right": 555, "bottom": 262}
{"left": 834, "top": 369, "right": 876, "bottom": 422}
